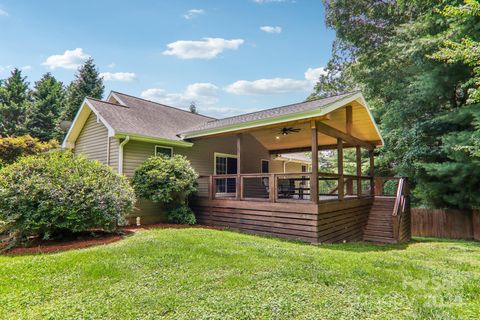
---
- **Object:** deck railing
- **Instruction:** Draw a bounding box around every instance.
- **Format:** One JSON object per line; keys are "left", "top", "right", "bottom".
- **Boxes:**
{"left": 198, "top": 172, "right": 374, "bottom": 203}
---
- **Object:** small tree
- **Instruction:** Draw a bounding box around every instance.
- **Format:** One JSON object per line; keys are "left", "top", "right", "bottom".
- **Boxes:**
{"left": 0, "top": 151, "right": 135, "bottom": 249}
{"left": 132, "top": 155, "right": 198, "bottom": 224}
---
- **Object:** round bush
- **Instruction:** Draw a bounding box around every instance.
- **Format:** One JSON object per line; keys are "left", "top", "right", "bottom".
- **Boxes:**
{"left": 132, "top": 155, "right": 198, "bottom": 205}
{"left": 0, "top": 151, "right": 136, "bottom": 240}
{"left": 167, "top": 206, "right": 196, "bottom": 225}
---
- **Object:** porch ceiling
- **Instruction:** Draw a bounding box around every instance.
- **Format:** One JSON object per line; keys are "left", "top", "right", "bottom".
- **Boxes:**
{"left": 250, "top": 101, "right": 382, "bottom": 151}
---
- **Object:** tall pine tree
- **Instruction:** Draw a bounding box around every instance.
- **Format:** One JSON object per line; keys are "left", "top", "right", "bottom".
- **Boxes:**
{"left": 61, "top": 58, "right": 104, "bottom": 122}
{"left": 24, "top": 73, "right": 66, "bottom": 141}
{"left": 0, "top": 68, "right": 31, "bottom": 137}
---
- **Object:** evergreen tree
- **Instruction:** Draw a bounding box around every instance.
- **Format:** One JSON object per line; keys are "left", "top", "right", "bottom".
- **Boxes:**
{"left": 189, "top": 101, "right": 198, "bottom": 114}
{"left": 312, "top": 0, "right": 480, "bottom": 209}
{"left": 24, "top": 73, "right": 65, "bottom": 141}
{"left": 61, "top": 58, "right": 104, "bottom": 122}
{"left": 0, "top": 68, "right": 31, "bottom": 137}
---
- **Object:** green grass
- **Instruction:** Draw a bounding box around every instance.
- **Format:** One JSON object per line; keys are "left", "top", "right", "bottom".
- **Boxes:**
{"left": 1, "top": 228, "right": 479, "bottom": 319}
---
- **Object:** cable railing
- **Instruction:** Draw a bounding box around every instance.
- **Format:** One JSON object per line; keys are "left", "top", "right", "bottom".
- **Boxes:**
{"left": 199, "top": 171, "right": 376, "bottom": 203}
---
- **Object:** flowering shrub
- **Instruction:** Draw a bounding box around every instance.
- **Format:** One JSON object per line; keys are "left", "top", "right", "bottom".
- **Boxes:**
{"left": 0, "top": 151, "right": 135, "bottom": 245}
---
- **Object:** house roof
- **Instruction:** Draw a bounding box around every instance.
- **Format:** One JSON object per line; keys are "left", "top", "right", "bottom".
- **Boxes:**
{"left": 95, "top": 92, "right": 213, "bottom": 141}
{"left": 62, "top": 91, "right": 215, "bottom": 148}
{"left": 63, "top": 90, "right": 383, "bottom": 149}
{"left": 179, "top": 91, "right": 363, "bottom": 138}
{"left": 181, "top": 91, "right": 358, "bottom": 133}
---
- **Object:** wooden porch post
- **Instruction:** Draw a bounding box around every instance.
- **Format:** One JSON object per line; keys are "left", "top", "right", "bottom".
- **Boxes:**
{"left": 356, "top": 146, "right": 362, "bottom": 197}
{"left": 338, "top": 138, "right": 344, "bottom": 200}
{"left": 369, "top": 149, "right": 375, "bottom": 196}
{"left": 236, "top": 133, "right": 242, "bottom": 200}
{"left": 311, "top": 120, "right": 319, "bottom": 204}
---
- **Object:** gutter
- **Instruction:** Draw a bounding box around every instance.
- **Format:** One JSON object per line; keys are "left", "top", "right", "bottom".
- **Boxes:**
{"left": 118, "top": 136, "right": 130, "bottom": 174}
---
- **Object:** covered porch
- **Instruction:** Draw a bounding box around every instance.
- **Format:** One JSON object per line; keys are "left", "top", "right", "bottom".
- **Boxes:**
{"left": 183, "top": 93, "right": 410, "bottom": 243}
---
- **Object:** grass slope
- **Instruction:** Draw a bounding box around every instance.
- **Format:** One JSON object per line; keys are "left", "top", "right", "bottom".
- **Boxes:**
{"left": 0, "top": 228, "right": 479, "bottom": 319}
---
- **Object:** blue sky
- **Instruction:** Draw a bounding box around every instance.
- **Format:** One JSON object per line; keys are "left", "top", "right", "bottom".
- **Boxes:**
{"left": 0, "top": 0, "right": 335, "bottom": 118}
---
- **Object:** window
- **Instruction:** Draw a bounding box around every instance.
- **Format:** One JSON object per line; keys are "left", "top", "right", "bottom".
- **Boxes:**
{"left": 214, "top": 153, "right": 237, "bottom": 193}
{"left": 261, "top": 160, "right": 269, "bottom": 173}
{"left": 301, "top": 165, "right": 307, "bottom": 173}
{"left": 155, "top": 146, "right": 173, "bottom": 157}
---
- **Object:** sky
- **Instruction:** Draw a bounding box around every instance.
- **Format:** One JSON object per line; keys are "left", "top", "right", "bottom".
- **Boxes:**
{"left": 0, "top": 0, "right": 335, "bottom": 118}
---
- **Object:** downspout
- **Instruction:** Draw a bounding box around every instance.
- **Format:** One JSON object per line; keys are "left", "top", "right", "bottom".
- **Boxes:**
{"left": 118, "top": 136, "right": 130, "bottom": 174}
{"left": 106, "top": 137, "right": 110, "bottom": 166}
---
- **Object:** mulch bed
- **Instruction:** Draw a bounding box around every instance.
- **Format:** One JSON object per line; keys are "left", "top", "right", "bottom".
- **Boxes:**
{"left": 2, "top": 224, "right": 221, "bottom": 255}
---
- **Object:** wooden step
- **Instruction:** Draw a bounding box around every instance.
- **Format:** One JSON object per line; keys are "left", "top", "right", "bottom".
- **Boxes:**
{"left": 364, "top": 229, "right": 393, "bottom": 237}
{"left": 363, "top": 198, "right": 397, "bottom": 243}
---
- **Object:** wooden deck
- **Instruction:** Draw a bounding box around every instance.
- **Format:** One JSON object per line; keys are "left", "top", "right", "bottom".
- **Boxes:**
{"left": 193, "top": 174, "right": 410, "bottom": 244}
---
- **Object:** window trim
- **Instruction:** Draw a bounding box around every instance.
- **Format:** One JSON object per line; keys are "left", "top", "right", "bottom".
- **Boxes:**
{"left": 261, "top": 159, "right": 270, "bottom": 173}
{"left": 213, "top": 152, "right": 237, "bottom": 175}
{"left": 155, "top": 145, "right": 173, "bottom": 157}
{"left": 213, "top": 152, "right": 238, "bottom": 194}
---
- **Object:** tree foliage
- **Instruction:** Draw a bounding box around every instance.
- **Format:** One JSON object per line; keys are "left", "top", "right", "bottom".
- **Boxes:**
{"left": 0, "top": 68, "right": 30, "bottom": 137}
{"left": 0, "top": 151, "right": 135, "bottom": 248}
{"left": 24, "top": 73, "right": 65, "bottom": 141}
{"left": 62, "top": 58, "right": 104, "bottom": 122}
{"left": 0, "top": 135, "right": 58, "bottom": 168}
{"left": 314, "top": 0, "right": 480, "bottom": 209}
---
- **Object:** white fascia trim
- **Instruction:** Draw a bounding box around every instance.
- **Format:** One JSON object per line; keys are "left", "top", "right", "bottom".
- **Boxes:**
{"left": 61, "top": 98, "right": 116, "bottom": 149}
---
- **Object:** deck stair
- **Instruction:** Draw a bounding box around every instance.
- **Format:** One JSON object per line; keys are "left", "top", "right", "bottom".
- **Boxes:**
{"left": 363, "top": 197, "right": 397, "bottom": 243}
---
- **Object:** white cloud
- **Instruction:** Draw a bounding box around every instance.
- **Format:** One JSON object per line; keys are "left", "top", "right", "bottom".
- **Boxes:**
{"left": 304, "top": 67, "right": 327, "bottom": 84}
{"left": 141, "top": 82, "right": 219, "bottom": 108}
{"left": 100, "top": 72, "right": 136, "bottom": 82}
{"left": 42, "top": 48, "right": 90, "bottom": 70}
{"left": 260, "top": 26, "right": 282, "bottom": 34}
{"left": 183, "top": 9, "right": 205, "bottom": 19}
{"left": 107, "top": 63, "right": 116, "bottom": 68}
{"left": 0, "top": 9, "right": 8, "bottom": 16}
{"left": 21, "top": 65, "right": 32, "bottom": 71}
{"left": 225, "top": 66, "right": 327, "bottom": 95}
{"left": 0, "top": 65, "right": 12, "bottom": 74}
{"left": 163, "top": 38, "right": 244, "bottom": 59}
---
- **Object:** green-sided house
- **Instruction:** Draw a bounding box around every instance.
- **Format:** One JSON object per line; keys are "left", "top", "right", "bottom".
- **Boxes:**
{"left": 63, "top": 91, "right": 410, "bottom": 244}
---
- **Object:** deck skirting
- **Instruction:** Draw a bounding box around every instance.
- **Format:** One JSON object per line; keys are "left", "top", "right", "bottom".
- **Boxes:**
{"left": 193, "top": 197, "right": 374, "bottom": 243}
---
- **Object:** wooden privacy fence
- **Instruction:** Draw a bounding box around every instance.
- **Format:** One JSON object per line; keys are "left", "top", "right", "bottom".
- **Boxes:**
{"left": 411, "top": 208, "right": 480, "bottom": 241}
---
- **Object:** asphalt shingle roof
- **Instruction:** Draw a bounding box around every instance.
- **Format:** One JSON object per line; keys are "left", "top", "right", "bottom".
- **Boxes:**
{"left": 86, "top": 91, "right": 360, "bottom": 141}
{"left": 180, "top": 91, "right": 359, "bottom": 135}
{"left": 88, "top": 92, "right": 214, "bottom": 141}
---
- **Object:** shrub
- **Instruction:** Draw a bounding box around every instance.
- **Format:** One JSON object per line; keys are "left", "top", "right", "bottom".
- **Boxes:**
{"left": 0, "top": 135, "right": 58, "bottom": 165}
{"left": 133, "top": 155, "right": 198, "bottom": 204}
{"left": 132, "top": 155, "right": 198, "bottom": 224}
{"left": 167, "top": 206, "right": 196, "bottom": 225}
{"left": 0, "top": 151, "right": 135, "bottom": 245}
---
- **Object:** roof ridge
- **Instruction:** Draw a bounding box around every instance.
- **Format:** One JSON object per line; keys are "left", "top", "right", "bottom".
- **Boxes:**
{"left": 87, "top": 97, "right": 129, "bottom": 108}
{"left": 111, "top": 91, "right": 216, "bottom": 120}
{"left": 205, "top": 90, "right": 359, "bottom": 124}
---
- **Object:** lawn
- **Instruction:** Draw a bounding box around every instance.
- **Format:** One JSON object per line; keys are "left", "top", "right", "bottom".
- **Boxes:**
{"left": 0, "top": 228, "right": 479, "bottom": 319}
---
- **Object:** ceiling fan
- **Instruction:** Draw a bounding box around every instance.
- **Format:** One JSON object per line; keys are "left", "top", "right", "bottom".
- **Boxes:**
{"left": 279, "top": 127, "right": 301, "bottom": 136}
